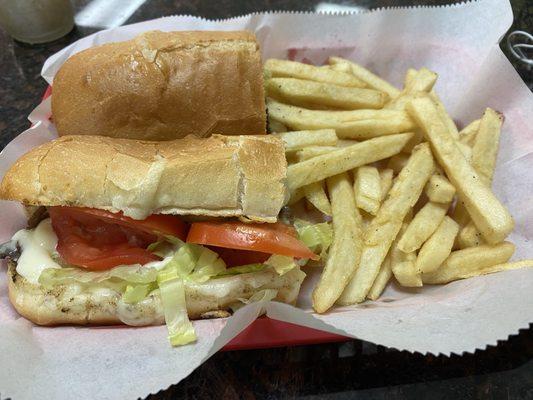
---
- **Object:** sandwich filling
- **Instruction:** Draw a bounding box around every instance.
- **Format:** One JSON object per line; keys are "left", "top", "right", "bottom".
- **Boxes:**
{"left": 8, "top": 206, "right": 332, "bottom": 346}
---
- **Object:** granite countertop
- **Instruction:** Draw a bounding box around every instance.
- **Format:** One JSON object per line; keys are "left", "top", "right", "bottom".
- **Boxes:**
{"left": 0, "top": 1, "right": 531, "bottom": 399}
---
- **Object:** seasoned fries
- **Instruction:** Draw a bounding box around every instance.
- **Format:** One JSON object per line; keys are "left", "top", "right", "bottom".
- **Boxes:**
{"left": 287, "top": 133, "right": 412, "bottom": 191}
{"left": 367, "top": 252, "right": 392, "bottom": 300}
{"left": 459, "top": 119, "right": 480, "bottom": 146}
{"left": 354, "top": 166, "right": 382, "bottom": 215}
{"left": 379, "top": 169, "right": 394, "bottom": 201}
{"left": 313, "top": 173, "right": 363, "bottom": 313}
{"left": 267, "top": 98, "right": 415, "bottom": 139}
{"left": 422, "top": 242, "right": 515, "bottom": 284}
{"left": 397, "top": 201, "right": 449, "bottom": 253}
{"left": 263, "top": 57, "right": 527, "bottom": 310}
{"left": 431, "top": 259, "right": 532, "bottom": 283}
{"left": 274, "top": 129, "right": 338, "bottom": 152}
{"left": 265, "top": 59, "right": 366, "bottom": 87}
{"left": 408, "top": 97, "right": 514, "bottom": 244}
{"left": 416, "top": 216, "right": 459, "bottom": 273}
{"left": 472, "top": 108, "right": 503, "bottom": 185}
{"left": 266, "top": 78, "right": 387, "bottom": 109}
{"left": 391, "top": 222, "right": 422, "bottom": 287}
{"left": 296, "top": 146, "right": 339, "bottom": 161}
{"left": 338, "top": 143, "right": 434, "bottom": 304}
{"left": 425, "top": 174, "right": 456, "bottom": 203}
{"left": 328, "top": 56, "right": 401, "bottom": 98}
{"left": 304, "top": 181, "right": 332, "bottom": 216}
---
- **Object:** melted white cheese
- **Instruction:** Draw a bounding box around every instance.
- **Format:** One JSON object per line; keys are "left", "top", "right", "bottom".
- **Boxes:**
{"left": 12, "top": 218, "right": 61, "bottom": 284}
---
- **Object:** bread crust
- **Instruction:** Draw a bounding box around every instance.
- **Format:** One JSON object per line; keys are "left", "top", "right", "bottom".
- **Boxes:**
{"left": 0, "top": 135, "right": 287, "bottom": 222}
{"left": 7, "top": 261, "right": 305, "bottom": 326}
{"left": 51, "top": 30, "right": 266, "bottom": 140}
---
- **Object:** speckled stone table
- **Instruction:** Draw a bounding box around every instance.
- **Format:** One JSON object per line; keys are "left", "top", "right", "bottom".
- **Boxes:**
{"left": 0, "top": 1, "right": 531, "bottom": 399}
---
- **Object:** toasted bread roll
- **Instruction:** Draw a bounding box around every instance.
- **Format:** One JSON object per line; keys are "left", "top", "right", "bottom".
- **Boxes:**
{"left": 52, "top": 30, "right": 266, "bottom": 140}
{"left": 0, "top": 135, "right": 287, "bottom": 222}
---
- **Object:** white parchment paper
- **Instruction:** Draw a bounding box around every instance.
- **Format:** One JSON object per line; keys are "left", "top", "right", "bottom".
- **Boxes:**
{"left": 1, "top": 1, "right": 532, "bottom": 399}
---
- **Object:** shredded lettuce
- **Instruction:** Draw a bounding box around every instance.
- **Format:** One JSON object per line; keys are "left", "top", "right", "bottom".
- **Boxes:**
{"left": 166, "top": 244, "right": 226, "bottom": 283}
{"left": 294, "top": 220, "right": 333, "bottom": 259}
{"left": 122, "top": 283, "right": 156, "bottom": 304}
{"left": 157, "top": 268, "right": 196, "bottom": 346}
{"left": 147, "top": 236, "right": 184, "bottom": 258}
{"left": 265, "top": 255, "right": 297, "bottom": 276}
{"left": 39, "top": 265, "right": 159, "bottom": 289}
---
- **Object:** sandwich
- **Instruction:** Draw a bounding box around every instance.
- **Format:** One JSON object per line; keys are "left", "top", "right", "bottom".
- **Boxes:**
{"left": 0, "top": 134, "right": 329, "bottom": 345}
{"left": 52, "top": 30, "right": 266, "bottom": 141}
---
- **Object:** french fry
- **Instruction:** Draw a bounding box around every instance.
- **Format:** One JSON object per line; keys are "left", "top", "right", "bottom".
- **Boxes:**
{"left": 386, "top": 153, "right": 410, "bottom": 174}
{"left": 404, "top": 68, "right": 417, "bottom": 88}
{"left": 267, "top": 98, "right": 415, "bottom": 139}
{"left": 387, "top": 68, "right": 437, "bottom": 111}
{"left": 304, "top": 181, "right": 332, "bottom": 216}
{"left": 408, "top": 97, "right": 514, "bottom": 244}
{"left": 295, "top": 146, "right": 339, "bottom": 161}
{"left": 287, "top": 133, "right": 413, "bottom": 191}
{"left": 459, "top": 119, "right": 480, "bottom": 147}
{"left": 425, "top": 174, "right": 456, "bottom": 203}
{"left": 456, "top": 221, "right": 484, "bottom": 248}
{"left": 274, "top": 129, "right": 338, "bottom": 152}
{"left": 337, "top": 139, "right": 360, "bottom": 147}
{"left": 265, "top": 59, "right": 366, "bottom": 87}
{"left": 391, "top": 222, "right": 422, "bottom": 287}
{"left": 367, "top": 252, "right": 392, "bottom": 300}
{"left": 333, "top": 120, "right": 416, "bottom": 140}
{"left": 428, "top": 92, "right": 460, "bottom": 139}
{"left": 266, "top": 78, "right": 387, "bottom": 109}
{"left": 439, "top": 259, "right": 532, "bottom": 282}
{"left": 328, "top": 56, "right": 401, "bottom": 98}
{"left": 456, "top": 142, "right": 473, "bottom": 163}
{"left": 379, "top": 168, "right": 394, "bottom": 201}
{"left": 450, "top": 200, "right": 470, "bottom": 228}
{"left": 313, "top": 173, "right": 363, "bottom": 313}
{"left": 328, "top": 62, "right": 350, "bottom": 73}
{"left": 401, "top": 130, "right": 424, "bottom": 154}
{"left": 422, "top": 242, "right": 516, "bottom": 284}
{"left": 455, "top": 108, "right": 503, "bottom": 247}
{"left": 268, "top": 118, "right": 288, "bottom": 133}
{"left": 472, "top": 108, "right": 503, "bottom": 185}
{"left": 354, "top": 166, "right": 382, "bottom": 215}
{"left": 405, "top": 68, "right": 438, "bottom": 93}
{"left": 338, "top": 143, "right": 434, "bottom": 304}
{"left": 397, "top": 201, "right": 449, "bottom": 253}
{"left": 416, "top": 216, "right": 459, "bottom": 273}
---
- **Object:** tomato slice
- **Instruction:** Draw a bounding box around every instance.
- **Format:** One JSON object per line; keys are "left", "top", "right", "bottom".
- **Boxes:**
{"left": 210, "top": 247, "right": 271, "bottom": 267}
{"left": 187, "top": 221, "right": 318, "bottom": 260}
{"left": 49, "top": 207, "right": 160, "bottom": 270}
{"left": 57, "top": 207, "right": 187, "bottom": 240}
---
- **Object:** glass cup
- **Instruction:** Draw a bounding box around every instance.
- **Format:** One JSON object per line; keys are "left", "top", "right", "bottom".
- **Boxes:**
{"left": 0, "top": 0, "right": 74, "bottom": 44}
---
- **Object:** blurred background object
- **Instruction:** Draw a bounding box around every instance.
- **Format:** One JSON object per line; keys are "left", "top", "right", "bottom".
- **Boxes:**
{"left": 0, "top": 0, "right": 73, "bottom": 44}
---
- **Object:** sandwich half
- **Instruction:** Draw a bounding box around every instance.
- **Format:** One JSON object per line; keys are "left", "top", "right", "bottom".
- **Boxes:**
{"left": 0, "top": 134, "right": 326, "bottom": 345}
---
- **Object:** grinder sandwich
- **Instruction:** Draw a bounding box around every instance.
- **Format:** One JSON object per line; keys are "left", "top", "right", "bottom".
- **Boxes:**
{"left": 0, "top": 134, "right": 326, "bottom": 345}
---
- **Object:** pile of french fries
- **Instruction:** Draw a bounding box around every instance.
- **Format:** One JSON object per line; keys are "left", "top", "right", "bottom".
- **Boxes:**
{"left": 264, "top": 57, "right": 532, "bottom": 313}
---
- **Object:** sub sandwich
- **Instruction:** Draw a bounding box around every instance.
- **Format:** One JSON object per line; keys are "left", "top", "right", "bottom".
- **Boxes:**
{"left": 0, "top": 134, "right": 331, "bottom": 345}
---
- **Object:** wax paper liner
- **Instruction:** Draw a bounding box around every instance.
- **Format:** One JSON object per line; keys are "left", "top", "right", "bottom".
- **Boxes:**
{"left": 1, "top": 1, "right": 532, "bottom": 399}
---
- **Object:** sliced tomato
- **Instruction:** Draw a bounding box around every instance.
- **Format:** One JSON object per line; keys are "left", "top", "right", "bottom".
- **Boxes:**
{"left": 210, "top": 247, "right": 271, "bottom": 267}
{"left": 187, "top": 221, "right": 318, "bottom": 260}
{"left": 57, "top": 207, "right": 187, "bottom": 240}
{"left": 49, "top": 207, "right": 160, "bottom": 270}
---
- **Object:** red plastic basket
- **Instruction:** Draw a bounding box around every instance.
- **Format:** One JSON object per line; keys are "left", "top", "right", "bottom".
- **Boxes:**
{"left": 40, "top": 86, "right": 349, "bottom": 350}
